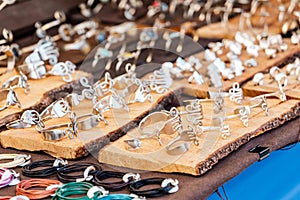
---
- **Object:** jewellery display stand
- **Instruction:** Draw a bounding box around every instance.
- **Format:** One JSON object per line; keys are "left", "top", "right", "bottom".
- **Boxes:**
{"left": 0, "top": 75, "right": 207, "bottom": 158}
{"left": 98, "top": 39, "right": 300, "bottom": 176}
{"left": 0, "top": 70, "right": 91, "bottom": 128}
{"left": 98, "top": 97, "right": 300, "bottom": 175}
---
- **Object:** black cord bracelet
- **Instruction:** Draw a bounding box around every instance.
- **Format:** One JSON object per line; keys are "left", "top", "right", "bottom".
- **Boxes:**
{"left": 93, "top": 171, "right": 140, "bottom": 191}
{"left": 22, "top": 159, "right": 68, "bottom": 178}
{"left": 129, "top": 178, "right": 179, "bottom": 198}
{"left": 57, "top": 162, "right": 101, "bottom": 183}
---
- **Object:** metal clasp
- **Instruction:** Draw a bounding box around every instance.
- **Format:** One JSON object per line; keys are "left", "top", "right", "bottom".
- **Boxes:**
{"left": 249, "top": 145, "right": 270, "bottom": 161}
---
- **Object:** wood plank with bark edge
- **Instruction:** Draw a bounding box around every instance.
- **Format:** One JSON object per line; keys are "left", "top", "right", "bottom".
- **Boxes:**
{"left": 195, "top": 0, "right": 294, "bottom": 39}
{"left": 98, "top": 97, "right": 300, "bottom": 175}
{"left": 0, "top": 70, "right": 91, "bottom": 129}
{"left": 0, "top": 71, "right": 210, "bottom": 159}
{"left": 2, "top": 39, "right": 299, "bottom": 159}
{"left": 188, "top": 39, "right": 300, "bottom": 92}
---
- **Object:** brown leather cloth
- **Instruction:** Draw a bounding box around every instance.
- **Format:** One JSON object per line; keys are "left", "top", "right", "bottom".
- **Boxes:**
{"left": 1, "top": 0, "right": 300, "bottom": 199}
{"left": 1, "top": 117, "right": 299, "bottom": 199}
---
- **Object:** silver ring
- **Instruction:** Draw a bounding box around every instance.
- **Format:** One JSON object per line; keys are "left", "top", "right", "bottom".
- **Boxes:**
{"left": 0, "top": 87, "right": 21, "bottom": 112}
{"left": 253, "top": 73, "right": 264, "bottom": 86}
{"left": 40, "top": 99, "right": 70, "bottom": 121}
{"left": 17, "top": 61, "right": 46, "bottom": 80}
{"left": 269, "top": 66, "right": 281, "bottom": 80}
{"left": 37, "top": 112, "right": 100, "bottom": 141}
{"left": 35, "top": 11, "right": 66, "bottom": 38}
{"left": 46, "top": 61, "right": 76, "bottom": 82}
{"left": 6, "top": 110, "right": 44, "bottom": 129}
{"left": 2, "top": 74, "right": 30, "bottom": 94}
{"left": 165, "top": 126, "right": 198, "bottom": 155}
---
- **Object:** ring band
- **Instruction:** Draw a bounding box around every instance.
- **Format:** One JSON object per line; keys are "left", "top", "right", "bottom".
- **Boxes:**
{"left": 37, "top": 113, "right": 100, "bottom": 141}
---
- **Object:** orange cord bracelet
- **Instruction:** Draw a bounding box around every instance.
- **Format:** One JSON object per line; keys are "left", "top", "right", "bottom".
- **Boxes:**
{"left": 0, "top": 196, "right": 12, "bottom": 200}
{"left": 16, "top": 179, "right": 62, "bottom": 199}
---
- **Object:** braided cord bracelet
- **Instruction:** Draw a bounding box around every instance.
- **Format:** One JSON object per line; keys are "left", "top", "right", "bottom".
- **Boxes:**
{"left": 52, "top": 182, "right": 94, "bottom": 200}
{"left": 87, "top": 186, "right": 145, "bottom": 200}
{"left": 129, "top": 178, "right": 179, "bottom": 198}
{"left": 16, "top": 179, "right": 62, "bottom": 199}
{"left": 0, "top": 154, "right": 31, "bottom": 168}
{"left": 93, "top": 171, "right": 140, "bottom": 191}
{"left": 22, "top": 159, "right": 68, "bottom": 178}
{"left": 0, "top": 168, "right": 20, "bottom": 188}
{"left": 57, "top": 163, "right": 101, "bottom": 182}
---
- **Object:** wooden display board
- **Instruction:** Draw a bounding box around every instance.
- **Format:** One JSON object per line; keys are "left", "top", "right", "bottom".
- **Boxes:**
{"left": 195, "top": 0, "right": 293, "bottom": 39}
{"left": 98, "top": 97, "right": 300, "bottom": 175}
{"left": 189, "top": 39, "right": 300, "bottom": 92}
{"left": 0, "top": 70, "right": 91, "bottom": 128}
{"left": 0, "top": 72, "right": 210, "bottom": 158}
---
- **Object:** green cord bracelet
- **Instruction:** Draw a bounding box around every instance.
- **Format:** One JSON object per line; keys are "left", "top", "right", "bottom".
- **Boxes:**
{"left": 52, "top": 182, "right": 93, "bottom": 200}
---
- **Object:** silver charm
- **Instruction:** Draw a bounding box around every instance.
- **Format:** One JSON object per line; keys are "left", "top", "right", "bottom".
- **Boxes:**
{"left": 62, "top": 36, "right": 91, "bottom": 55}
{"left": 253, "top": 73, "right": 264, "bottom": 86}
{"left": 92, "top": 47, "right": 113, "bottom": 69}
{"left": 175, "top": 57, "right": 192, "bottom": 71}
{"left": 125, "top": 107, "right": 183, "bottom": 149}
{"left": 96, "top": 89, "right": 129, "bottom": 112}
{"left": 269, "top": 66, "right": 281, "bottom": 82}
{"left": 213, "top": 106, "right": 251, "bottom": 127}
{"left": 161, "top": 62, "right": 184, "bottom": 79}
{"left": 246, "top": 45, "right": 260, "bottom": 57}
{"left": 244, "top": 58, "right": 257, "bottom": 67}
{"left": 286, "top": 58, "right": 299, "bottom": 76}
{"left": 21, "top": 110, "right": 44, "bottom": 128}
{"left": 0, "top": 0, "right": 16, "bottom": 11}
{"left": 115, "top": 51, "right": 137, "bottom": 72}
{"left": 58, "top": 24, "right": 75, "bottom": 42}
{"left": 0, "top": 28, "right": 13, "bottom": 45}
{"left": 230, "top": 59, "right": 244, "bottom": 77}
{"left": 37, "top": 111, "right": 79, "bottom": 141}
{"left": 275, "top": 72, "right": 288, "bottom": 102}
{"left": 291, "top": 32, "right": 300, "bottom": 45}
{"left": 165, "top": 126, "right": 198, "bottom": 155}
{"left": 183, "top": 99, "right": 203, "bottom": 127}
{"left": 161, "top": 179, "right": 179, "bottom": 193}
{"left": 18, "top": 60, "right": 46, "bottom": 80}
{"left": 0, "top": 43, "right": 21, "bottom": 73}
{"left": 77, "top": 77, "right": 95, "bottom": 101}
{"left": 35, "top": 11, "right": 66, "bottom": 38}
{"left": 25, "top": 37, "right": 59, "bottom": 65}
{"left": 147, "top": 1, "right": 168, "bottom": 18}
{"left": 40, "top": 99, "right": 70, "bottom": 120}
{"left": 79, "top": 0, "right": 104, "bottom": 18}
{"left": 122, "top": 82, "right": 153, "bottom": 104}
{"left": 207, "top": 62, "right": 223, "bottom": 88}
{"left": 2, "top": 74, "right": 30, "bottom": 93}
{"left": 47, "top": 61, "right": 76, "bottom": 82}
{"left": 147, "top": 67, "right": 173, "bottom": 93}
{"left": 138, "top": 28, "right": 158, "bottom": 63}
{"left": 188, "top": 71, "right": 204, "bottom": 85}
{"left": 188, "top": 56, "right": 202, "bottom": 70}
{"left": 163, "top": 31, "right": 180, "bottom": 51}
{"left": 93, "top": 72, "right": 114, "bottom": 99}
{"left": 249, "top": 95, "right": 269, "bottom": 116}
{"left": 124, "top": 138, "right": 141, "bottom": 150}
{"left": 0, "top": 87, "right": 21, "bottom": 111}
{"left": 6, "top": 110, "right": 44, "bottom": 129}
{"left": 235, "top": 32, "right": 255, "bottom": 47}
{"left": 229, "top": 82, "right": 243, "bottom": 105}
